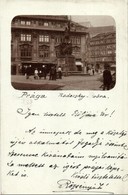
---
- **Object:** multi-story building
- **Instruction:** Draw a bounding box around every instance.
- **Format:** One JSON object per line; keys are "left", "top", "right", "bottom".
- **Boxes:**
{"left": 11, "top": 15, "right": 88, "bottom": 75}
{"left": 89, "top": 32, "right": 116, "bottom": 70}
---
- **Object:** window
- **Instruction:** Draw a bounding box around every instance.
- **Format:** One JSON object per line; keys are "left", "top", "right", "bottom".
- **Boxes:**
{"left": 26, "top": 21, "right": 31, "bottom": 25}
{"left": 21, "top": 20, "right": 31, "bottom": 25}
{"left": 44, "top": 22, "right": 48, "bottom": 26}
{"left": 107, "top": 50, "right": 112, "bottom": 54}
{"left": 55, "top": 46, "right": 60, "bottom": 57}
{"left": 44, "top": 35, "right": 49, "bottom": 42}
{"left": 100, "top": 51, "right": 106, "bottom": 55}
{"left": 39, "top": 45, "right": 49, "bottom": 58}
{"left": 76, "top": 37, "right": 81, "bottom": 44}
{"left": 55, "top": 36, "right": 62, "bottom": 43}
{"left": 107, "top": 45, "right": 112, "bottom": 49}
{"left": 21, "top": 34, "right": 31, "bottom": 42}
{"left": 39, "top": 21, "right": 49, "bottom": 26}
{"left": 26, "top": 34, "right": 31, "bottom": 41}
{"left": 39, "top": 35, "right": 49, "bottom": 42}
{"left": 20, "top": 44, "right": 32, "bottom": 58}
{"left": 21, "top": 21, "right": 25, "bottom": 25}
{"left": 21, "top": 34, "right": 26, "bottom": 41}
{"left": 71, "top": 37, "right": 78, "bottom": 44}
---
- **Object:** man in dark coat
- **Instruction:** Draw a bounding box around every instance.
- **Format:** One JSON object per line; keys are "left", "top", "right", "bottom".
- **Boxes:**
{"left": 26, "top": 65, "right": 31, "bottom": 79}
{"left": 103, "top": 65, "right": 112, "bottom": 90}
{"left": 42, "top": 65, "right": 47, "bottom": 79}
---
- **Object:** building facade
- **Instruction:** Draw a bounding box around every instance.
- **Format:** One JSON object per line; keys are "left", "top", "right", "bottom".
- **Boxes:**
{"left": 11, "top": 15, "right": 88, "bottom": 75}
{"left": 89, "top": 32, "right": 116, "bottom": 70}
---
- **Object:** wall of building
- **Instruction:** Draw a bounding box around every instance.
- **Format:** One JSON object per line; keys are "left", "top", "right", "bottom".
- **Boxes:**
{"left": 89, "top": 32, "right": 116, "bottom": 70}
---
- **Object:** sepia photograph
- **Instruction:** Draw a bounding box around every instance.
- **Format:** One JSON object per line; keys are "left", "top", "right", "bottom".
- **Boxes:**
{"left": 1, "top": 0, "right": 128, "bottom": 194}
{"left": 11, "top": 15, "right": 116, "bottom": 90}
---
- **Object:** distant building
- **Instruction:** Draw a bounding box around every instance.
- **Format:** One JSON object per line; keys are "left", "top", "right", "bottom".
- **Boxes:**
{"left": 89, "top": 31, "right": 116, "bottom": 70}
{"left": 87, "top": 26, "right": 116, "bottom": 37}
{"left": 11, "top": 15, "right": 88, "bottom": 75}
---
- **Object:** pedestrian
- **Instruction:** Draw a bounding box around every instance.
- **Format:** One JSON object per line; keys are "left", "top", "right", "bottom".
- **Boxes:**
{"left": 92, "top": 67, "right": 95, "bottom": 75}
{"left": 49, "top": 66, "right": 56, "bottom": 80}
{"left": 34, "top": 68, "right": 39, "bottom": 79}
{"left": 42, "top": 65, "right": 47, "bottom": 79}
{"left": 25, "top": 66, "right": 29, "bottom": 79}
{"left": 25, "top": 65, "right": 31, "bottom": 79}
{"left": 57, "top": 66, "right": 62, "bottom": 79}
{"left": 87, "top": 65, "right": 89, "bottom": 74}
{"left": 49, "top": 66, "right": 54, "bottom": 80}
{"left": 53, "top": 66, "right": 57, "bottom": 80}
{"left": 38, "top": 70, "right": 42, "bottom": 79}
{"left": 103, "top": 64, "right": 112, "bottom": 90}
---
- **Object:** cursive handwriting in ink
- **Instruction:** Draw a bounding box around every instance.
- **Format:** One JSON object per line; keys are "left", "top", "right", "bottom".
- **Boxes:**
{"left": 57, "top": 179, "right": 104, "bottom": 191}
{"left": 10, "top": 137, "right": 26, "bottom": 147}
{"left": 59, "top": 93, "right": 86, "bottom": 101}
{"left": 72, "top": 110, "right": 97, "bottom": 119}
{"left": 73, "top": 138, "right": 102, "bottom": 149}
{"left": 19, "top": 91, "right": 47, "bottom": 100}
{"left": 7, "top": 170, "right": 28, "bottom": 177}
{"left": 17, "top": 108, "right": 39, "bottom": 119}
{"left": 43, "top": 112, "right": 66, "bottom": 117}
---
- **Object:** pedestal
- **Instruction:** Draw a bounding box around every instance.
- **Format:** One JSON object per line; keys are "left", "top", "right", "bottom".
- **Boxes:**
{"left": 57, "top": 55, "right": 76, "bottom": 73}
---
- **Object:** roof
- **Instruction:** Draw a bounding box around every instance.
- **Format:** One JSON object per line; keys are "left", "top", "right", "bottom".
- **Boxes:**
{"left": 91, "top": 31, "right": 116, "bottom": 40}
{"left": 12, "top": 15, "right": 68, "bottom": 21}
{"left": 71, "top": 21, "right": 88, "bottom": 29}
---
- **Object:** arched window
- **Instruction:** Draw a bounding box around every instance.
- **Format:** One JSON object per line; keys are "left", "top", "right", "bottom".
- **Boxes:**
{"left": 20, "top": 44, "right": 32, "bottom": 58}
{"left": 55, "top": 45, "right": 60, "bottom": 57}
{"left": 39, "top": 45, "right": 49, "bottom": 58}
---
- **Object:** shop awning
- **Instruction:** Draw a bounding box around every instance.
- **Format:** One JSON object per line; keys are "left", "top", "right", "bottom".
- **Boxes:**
{"left": 75, "top": 62, "right": 83, "bottom": 67}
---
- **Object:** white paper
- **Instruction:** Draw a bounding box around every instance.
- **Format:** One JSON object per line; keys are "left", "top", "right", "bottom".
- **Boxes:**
{"left": 0, "top": 0, "right": 128, "bottom": 194}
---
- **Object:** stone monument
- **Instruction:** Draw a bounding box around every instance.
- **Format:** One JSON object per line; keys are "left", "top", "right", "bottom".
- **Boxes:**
{"left": 57, "top": 20, "right": 76, "bottom": 75}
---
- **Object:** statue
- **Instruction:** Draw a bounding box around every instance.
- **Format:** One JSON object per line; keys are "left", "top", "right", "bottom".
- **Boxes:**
{"left": 59, "top": 20, "right": 72, "bottom": 56}
{"left": 57, "top": 17, "right": 76, "bottom": 73}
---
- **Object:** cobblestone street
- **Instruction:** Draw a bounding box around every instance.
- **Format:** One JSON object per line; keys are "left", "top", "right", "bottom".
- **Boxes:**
{"left": 11, "top": 74, "right": 102, "bottom": 90}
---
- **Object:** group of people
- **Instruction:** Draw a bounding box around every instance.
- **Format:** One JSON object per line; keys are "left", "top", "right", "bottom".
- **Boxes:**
{"left": 49, "top": 65, "right": 62, "bottom": 80}
{"left": 34, "top": 65, "right": 47, "bottom": 80}
{"left": 25, "top": 65, "right": 62, "bottom": 80}
{"left": 24, "top": 63, "right": 115, "bottom": 90}
{"left": 86, "top": 65, "right": 95, "bottom": 76}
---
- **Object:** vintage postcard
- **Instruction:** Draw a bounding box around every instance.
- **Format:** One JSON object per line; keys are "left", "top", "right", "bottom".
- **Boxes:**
{"left": 0, "top": 0, "right": 128, "bottom": 194}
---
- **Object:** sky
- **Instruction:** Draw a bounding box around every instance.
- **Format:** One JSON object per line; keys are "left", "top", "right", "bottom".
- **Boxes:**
{"left": 71, "top": 15, "right": 115, "bottom": 27}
